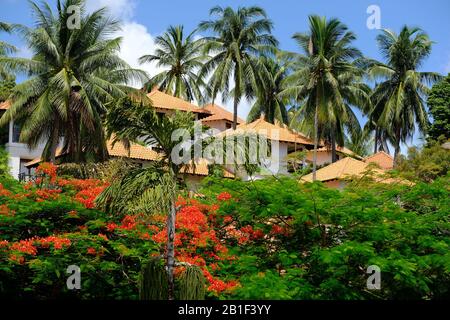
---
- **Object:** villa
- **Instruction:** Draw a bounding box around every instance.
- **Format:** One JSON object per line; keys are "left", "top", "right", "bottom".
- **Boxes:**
{"left": 1, "top": 90, "right": 398, "bottom": 187}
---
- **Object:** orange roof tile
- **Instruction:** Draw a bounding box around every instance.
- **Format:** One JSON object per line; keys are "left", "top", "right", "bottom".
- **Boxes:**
{"left": 201, "top": 103, "right": 244, "bottom": 124}
{"left": 147, "top": 90, "right": 210, "bottom": 114}
{"left": 300, "top": 156, "right": 409, "bottom": 185}
{"left": 363, "top": 151, "right": 394, "bottom": 170}
{"left": 0, "top": 100, "right": 10, "bottom": 110}
{"left": 107, "top": 140, "right": 161, "bottom": 161}
{"left": 24, "top": 140, "right": 234, "bottom": 178}
{"left": 219, "top": 117, "right": 314, "bottom": 145}
{"left": 305, "top": 145, "right": 362, "bottom": 162}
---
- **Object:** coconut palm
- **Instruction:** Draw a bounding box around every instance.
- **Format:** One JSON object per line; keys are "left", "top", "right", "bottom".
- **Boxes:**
{"left": 198, "top": 6, "right": 278, "bottom": 129}
{"left": 0, "top": 22, "right": 17, "bottom": 80}
{"left": 367, "top": 26, "right": 441, "bottom": 164}
{"left": 139, "top": 25, "right": 206, "bottom": 103}
{"left": 0, "top": 0, "right": 148, "bottom": 162}
{"left": 281, "top": 15, "right": 369, "bottom": 179}
{"left": 247, "top": 54, "right": 290, "bottom": 124}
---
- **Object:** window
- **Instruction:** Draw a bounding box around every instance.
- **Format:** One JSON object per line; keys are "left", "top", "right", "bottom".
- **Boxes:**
{"left": 226, "top": 122, "right": 232, "bottom": 129}
{"left": 12, "top": 122, "right": 21, "bottom": 143}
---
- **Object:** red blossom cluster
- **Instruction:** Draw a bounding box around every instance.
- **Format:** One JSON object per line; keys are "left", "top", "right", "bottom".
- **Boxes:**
{"left": 0, "top": 183, "right": 12, "bottom": 197}
{"left": 151, "top": 198, "right": 238, "bottom": 294}
{"left": 0, "top": 204, "right": 15, "bottom": 217}
{"left": 73, "top": 186, "right": 107, "bottom": 209}
{"left": 36, "top": 162, "right": 57, "bottom": 183}
{"left": 217, "top": 192, "right": 232, "bottom": 201}
{"left": 4, "top": 235, "right": 72, "bottom": 264}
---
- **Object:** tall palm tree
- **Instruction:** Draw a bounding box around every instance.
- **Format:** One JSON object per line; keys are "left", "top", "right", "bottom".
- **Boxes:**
{"left": 0, "top": 0, "right": 147, "bottom": 162}
{"left": 139, "top": 25, "right": 206, "bottom": 103}
{"left": 281, "top": 15, "right": 369, "bottom": 179}
{"left": 367, "top": 26, "right": 441, "bottom": 164}
{"left": 198, "top": 6, "right": 278, "bottom": 129}
{"left": 0, "top": 22, "right": 17, "bottom": 80}
{"left": 247, "top": 54, "right": 290, "bottom": 124}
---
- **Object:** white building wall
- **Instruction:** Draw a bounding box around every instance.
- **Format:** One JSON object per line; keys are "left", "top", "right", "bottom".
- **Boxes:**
{"left": 5, "top": 120, "right": 46, "bottom": 179}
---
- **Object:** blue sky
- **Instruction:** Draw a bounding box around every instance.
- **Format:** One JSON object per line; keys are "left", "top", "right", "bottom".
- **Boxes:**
{"left": 1, "top": 0, "right": 450, "bottom": 152}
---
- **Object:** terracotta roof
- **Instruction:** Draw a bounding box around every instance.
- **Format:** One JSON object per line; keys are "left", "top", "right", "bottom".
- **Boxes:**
{"left": 0, "top": 101, "right": 10, "bottom": 110}
{"left": 180, "top": 159, "right": 235, "bottom": 178}
{"left": 201, "top": 103, "right": 244, "bottom": 124}
{"left": 219, "top": 117, "right": 314, "bottom": 145}
{"left": 301, "top": 156, "right": 410, "bottom": 185}
{"left": 301, "top": 157, "right": 375, "bottom": 182}
{"left": 363, "top": 151, "right": 394, "bottom": 170}
{"left": 146, "top": 90, "right": 210, "bottom": 114}
{"left": 24, "top": 140, "right": 234, "bottom": 178}
{"left": 107, "top": 140, "right": 161, "bottom": 161}
{"left": 305, "top": 145, "right": 362, "bottom": 162}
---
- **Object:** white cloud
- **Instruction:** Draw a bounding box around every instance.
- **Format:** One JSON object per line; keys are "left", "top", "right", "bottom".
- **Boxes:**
{"left": 86, "top": 0, "right": 137, "bottom": 20}
{"left": 86, "top": 0, "right": 161, "bottom": 88}
{"left": 115, "top": 22, "right": 162, "bottom": 87}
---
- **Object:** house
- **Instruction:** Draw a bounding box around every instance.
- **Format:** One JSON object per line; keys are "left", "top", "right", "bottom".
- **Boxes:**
{"left": 23, "top": 139, "right": 234, "bottom": 190}
{"left": 218, "top": 115, "right": 315, "bottom": 178}
{"left": 363, "top": 151, "right": 394, "bottom": 170}
{"left": 0, "top": 91, "right": 236, "bottom": 181}
{"left": 1, "top": 100, "right": 48, "bottom": 180}
{"left": 305, "top": 145, "right": 362, "bottom": 166}
{"left": 300, "top": 156, "right": 404, "bottom": 189}
{"left": 200, "top": 103, "right": 245, "bottom": 131}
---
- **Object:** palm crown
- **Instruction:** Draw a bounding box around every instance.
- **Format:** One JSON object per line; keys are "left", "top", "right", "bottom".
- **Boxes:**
{"left": 139, "top": 25, "right": 206, "bottom": 103}
{"left": 0, "top": 0, "right": 148, "bottom": 162}
{"left": 198, "top": 6, "right": 278, "bottom": 129}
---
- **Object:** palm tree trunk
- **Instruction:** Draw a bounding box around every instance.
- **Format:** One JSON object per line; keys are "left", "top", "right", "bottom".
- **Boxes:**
{"left": 49, "top": 120, "right": 59, "bottom": 163}
{"left": 393, "top": 127, "right": 401, "bottom": 167}
{"left": 374, "top": 127, "right": 379, "bottom": 154}
{"left": 166, "top": 199, "right": 176, "bottom": 300}
{"left": 331, "top": 131, "right": 337, "bottom": 163}
{"left": 232, "top": 96, "right": 238, "bottom": 130}
{"left": 312, "top": 104, "right": 319, "bottom": 181}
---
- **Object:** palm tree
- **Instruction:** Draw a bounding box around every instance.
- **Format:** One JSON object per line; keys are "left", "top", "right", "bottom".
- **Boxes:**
{"left": 0, "top": 0, "right": 147, "bottom": 162}
{"left": 0, "top": 22, "right": 17, "bottom": 80}
{"left": 247, "top": 54, "right": 290, "bottom": 124}
{"left": 139, "top": 25, "right": 206, "bottom": 103}
{"left": 367, "top": 26, "right": 441, "bottom": 164}
{"left": 281, "top": 15, "right": 369, "bottom": 180}
{"left": 97, "top": 97, "right": 201, "bottom": 299}
{"left": 198, "top": 6, "right": 278, "bottom": 129}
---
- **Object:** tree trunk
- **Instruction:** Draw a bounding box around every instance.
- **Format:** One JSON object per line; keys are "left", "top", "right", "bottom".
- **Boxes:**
{"left": 312, "top": 104, "right": 319, "bottom": 182}
{"left": 393, "top": 127, "right": 401, "bottom": 168}
{"left": 232, "top": 95, "right": 238, "bottom": 130}
{"left": 374, "top": 127, "right": 379, "bottom": 154}
{"left": 49, "top": 120, "right": 59, "bottom": 163}
{"left": 166, "top": 200, "right": 177, "bottom": 300}
{"left": 331, "top": 131, "right": 337, "bottom": 163}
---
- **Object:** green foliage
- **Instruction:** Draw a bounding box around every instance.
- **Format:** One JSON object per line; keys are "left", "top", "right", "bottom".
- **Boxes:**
{"left": 396, "top": 139, "right": 450, "bottom": 182}
{"left": 0, "top": 178, "right": 159, "bottom": 299}
{"left": 0, "top": 78, "right": 15, "bottom": 102}
{"left": 57, "top": 158, "right": 139, "bottom": 181}
{"left": 200, "top": 175, "right": 450, "bottom": 300}
{"left": 139, "top": 258, "right": 168, "bottom": 300}
{"left": 427, "top": 73, "right": 450, "bottom": 141}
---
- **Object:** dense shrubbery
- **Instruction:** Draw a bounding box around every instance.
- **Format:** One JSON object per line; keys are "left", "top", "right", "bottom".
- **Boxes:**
{"left": 0, "top": 163, "right": 449, "bottom": 299}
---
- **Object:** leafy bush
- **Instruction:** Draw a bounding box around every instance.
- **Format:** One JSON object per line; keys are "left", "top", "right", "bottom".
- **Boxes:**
{"left": 199, "top": 176, "right": 450, "bottom": 299}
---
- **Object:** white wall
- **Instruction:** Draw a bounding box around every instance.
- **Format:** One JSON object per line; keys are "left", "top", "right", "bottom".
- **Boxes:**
{"left": 5, "top": 120, "right": 47, "bottom": 179}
